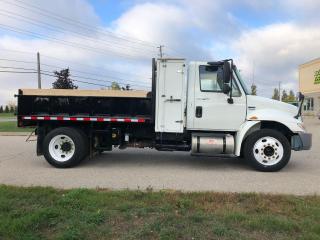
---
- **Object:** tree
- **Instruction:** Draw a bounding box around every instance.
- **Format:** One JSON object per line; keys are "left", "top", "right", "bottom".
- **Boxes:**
{"left": 7, "top": 101, "right": 16, "bottom": 112}
{"left": 281, "top": 90, "right": 288, "bottom": 102}
{"left": 4, "top": 105, "right": 9, "bottom": 113}
{"left": 0, "top": 106, "right": 3, "bottom": 113}
{"left": 287, "top": 90, "right": 296, "bottom": 102}
{"left": 272, "top": 88, "right": 280, "bottom": 100}
{"left": 52, "top": 68, "right": 78, "bottom": 89}
{"left": 122, "top": 84, "right": 131, "bottom": 91}
{"left": 110, "top": 82, "right": 121, "bottom": 90}
{"left": 251, "top": 83, "right": 257, "bottom": 95}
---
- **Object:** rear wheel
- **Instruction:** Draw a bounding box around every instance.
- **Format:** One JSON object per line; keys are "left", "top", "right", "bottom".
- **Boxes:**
{"left": 243, "top": 129, "right": 291, "bottom": 172}
{"left": 43, "top": 127, "right": 88, "bottom": 168}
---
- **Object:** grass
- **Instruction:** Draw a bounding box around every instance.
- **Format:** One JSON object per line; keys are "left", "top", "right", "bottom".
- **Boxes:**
{"left": 0, "top": 186, "right": 319, "bottom": 240}
{"left": 0, "top": 121, "right": 34, "bottom": 132}
{"left": 0, "top": 113, "right": 15, "bottom": 118}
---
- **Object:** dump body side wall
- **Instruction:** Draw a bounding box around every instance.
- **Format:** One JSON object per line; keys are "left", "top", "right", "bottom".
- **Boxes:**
{"left": 18, "top": 94, "right": 153, "bottom": 127}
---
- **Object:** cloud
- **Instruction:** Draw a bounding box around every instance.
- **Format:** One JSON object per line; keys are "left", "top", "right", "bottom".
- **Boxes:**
{"left": 0, "top": 33, "right": 153, "bottom": 106}
{"left": 111, "top": 1, "right": 245, "bottom": 60}
{"left": 232, "top": 23, "right": 320, "bottom": 97}
{"left": 111, "top": 2, "right": 204, "bottom": 59}
{"left": 0, "top": 0, "right": 100, "bottom": 32}
{"left": 1, "top": 0, "right": 320, "bottom": 105}
{"left": 0, "top": 0, "right": 157, "bottom": 105}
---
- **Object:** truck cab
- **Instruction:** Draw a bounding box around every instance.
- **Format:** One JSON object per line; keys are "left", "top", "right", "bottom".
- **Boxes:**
{"left": 154, "top": 58, "right": 311, "bottom": 170}
{"left": 17, "top": 58, "right": 312, "bottom": 171}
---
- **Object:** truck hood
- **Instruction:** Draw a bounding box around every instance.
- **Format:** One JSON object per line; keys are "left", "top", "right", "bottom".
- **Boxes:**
{"left": 246, "top": 95, "right": 298, "bottom": 119}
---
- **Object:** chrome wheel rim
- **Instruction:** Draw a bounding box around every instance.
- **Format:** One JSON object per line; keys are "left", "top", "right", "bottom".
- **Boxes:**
{"left": 49, "top": 135, "right": 75, "bottom": 162}
{"left": 253, "top": 136, "right": 284, "bottom": 166}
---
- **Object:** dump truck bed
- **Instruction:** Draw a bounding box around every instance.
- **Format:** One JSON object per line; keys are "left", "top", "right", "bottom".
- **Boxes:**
{"left": 17, "top": 89, "right": 153, "bottom": 127}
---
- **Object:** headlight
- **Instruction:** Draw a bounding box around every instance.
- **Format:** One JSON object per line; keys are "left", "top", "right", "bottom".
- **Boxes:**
{"left": 297, "top": 122, "right": 306, "bottom": 131}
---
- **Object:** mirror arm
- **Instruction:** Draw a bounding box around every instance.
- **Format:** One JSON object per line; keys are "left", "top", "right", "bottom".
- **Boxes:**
{"left": 294, "top": 93, "right": 305, "bottom": 119}
{"left": 228, "top": 59, "right": 234, "bottom": 104}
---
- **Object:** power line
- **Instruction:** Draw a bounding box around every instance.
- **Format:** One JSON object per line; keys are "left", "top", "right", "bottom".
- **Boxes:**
{"left": 39, "top": 63, "right": 150, "bottom": 86}
{"left": 2, "top": 0, "right": 183, "bottom": 57}
{"left": 0, "top": 65, "right": 37, "bottom": 71}
{"left": 0, "top": 55, "right": 151, "bottom": 86}
{"left": 0, "top": 58, "right": 37, "bottom": 64}
{"left": 0, "top": 70, "right": 36, "bottom": 73}
{"left": 4, "top": 0, "right": 159, "bottom": 48}
{"left": 0, "top": 49, "right": 149, "bottom": 79}
{"left": 41, "top": 63, "right": 150, "bottom": 83}
{"left": 0, "top": 9, "right": 158, "bottom": 56}
{"left": 40, "top": 72, "right": 109, "bottom": 88}
{"left": 0, "top": 64, "right": 150, "bottom": 88}
{"left": 0, "top": 68, "right": 149, "bottom": 89}
{"left": 40, "top": 69, "right": 149, "bottom": 88}
{"left": 41, "top": 72, "right": 150, "bottom": 89}
{"left": 0, "top": 23, "right": 152, "bottom": 60}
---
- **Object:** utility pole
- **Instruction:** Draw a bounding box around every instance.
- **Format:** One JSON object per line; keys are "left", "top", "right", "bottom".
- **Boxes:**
{"left": 158, "top": 45, "right": 164, "bottom": 58}
{"left": 278, "top": 81, "right": 281, "bottom": 101}
{"left": 37, "top": 52, "right": 41, "bottom": 89}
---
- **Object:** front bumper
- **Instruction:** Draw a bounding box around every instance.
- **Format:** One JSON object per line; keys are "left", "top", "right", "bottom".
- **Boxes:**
{"left": 291, "top": 132, "right": 312, "bottom": 151}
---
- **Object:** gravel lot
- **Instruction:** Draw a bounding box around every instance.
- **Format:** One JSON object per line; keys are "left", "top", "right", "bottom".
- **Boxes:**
{"left": 0, "top": 118, "right": 319, "bottom": 195}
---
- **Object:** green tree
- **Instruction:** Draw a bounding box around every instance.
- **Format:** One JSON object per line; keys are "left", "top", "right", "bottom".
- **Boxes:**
{"left": 282, "top": 90, "right": 288, "bottom": 102}
{"left": 251, "top": 84, "right": 257, "bottom": 95}
{"left": 111, "top": 82, "right": 121, "bottom": 90}
{"left": 52, "top": 68, "right": 78, "bottom": 89}
{"left": 272, "top": 88, "right": 280, "bottom": 100}
{"left": 4, "top": 105, "right": 9, "bottom": 113}
{"left": 287, "top": 90, "right": 296, "bottom": 102}
{"left": 0, "top": 106, "right": 3, "bottom": 113}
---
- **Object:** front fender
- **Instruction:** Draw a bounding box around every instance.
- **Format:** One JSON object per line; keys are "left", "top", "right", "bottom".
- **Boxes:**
{"left": 235, "top": 109, "right": 305, "bottom": 156}
{"left": 247, "top": 109, "right": 303, "bottom": 132}
{"left": 235, "top": 121, "right": 260, "bottom": 156}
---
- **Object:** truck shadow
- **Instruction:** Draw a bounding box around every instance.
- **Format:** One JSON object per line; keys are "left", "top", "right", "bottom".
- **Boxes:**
{"left": 81, "top": 149, "right": 251, "bottom": 171}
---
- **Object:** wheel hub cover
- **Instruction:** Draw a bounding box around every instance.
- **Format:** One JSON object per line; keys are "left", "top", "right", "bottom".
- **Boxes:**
{"left": 61, "top": 142, "right": 72, "bottom": 152}
{"left": 253, "top": 136, "right": 284, "bottom": 166}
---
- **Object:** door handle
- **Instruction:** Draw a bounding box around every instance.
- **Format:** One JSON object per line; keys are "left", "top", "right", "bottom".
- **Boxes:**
{"left": 165, "top": 98, "right": 181, "bottom": 102}
{"left": 196, "top": 98, "right": 209, "bottom": 100}
{"left": 196, "top": 106, "right": 202, "bottom": 118}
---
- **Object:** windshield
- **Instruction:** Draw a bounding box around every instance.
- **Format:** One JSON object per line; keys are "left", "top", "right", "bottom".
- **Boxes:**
{"left": 234, "top": 67, "right": 250, "bottom": 95}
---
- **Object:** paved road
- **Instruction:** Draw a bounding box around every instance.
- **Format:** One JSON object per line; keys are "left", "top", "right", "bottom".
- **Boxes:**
{"left": 0, "top": 118, "right": 15, "bottom": 122}
{"left": 0, "top": 118, "right": 319, "bottom": 195}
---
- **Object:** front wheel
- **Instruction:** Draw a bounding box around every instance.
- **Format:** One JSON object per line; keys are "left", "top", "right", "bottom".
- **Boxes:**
{"left": 43, "top": 127, "right": 88, "bottom": 168}
{"left": 243, "top": 129, "right": 291, "bottom": 172}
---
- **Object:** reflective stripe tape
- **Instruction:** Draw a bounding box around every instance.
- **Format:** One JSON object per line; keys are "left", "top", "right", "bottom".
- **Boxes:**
{"left": 21, "top": 116, "right": 148, "bottom": 123}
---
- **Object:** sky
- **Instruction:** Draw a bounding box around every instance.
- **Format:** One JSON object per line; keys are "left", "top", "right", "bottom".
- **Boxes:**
{"left": 1, "top": 0, "right": 320, "bottom": 105}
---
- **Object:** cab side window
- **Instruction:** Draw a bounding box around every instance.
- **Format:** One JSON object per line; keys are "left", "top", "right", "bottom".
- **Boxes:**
{"left": 231, "top": 79, "right": 242, "bottom": 97}
{"left": 199, "top": 65, "right": 223, "bottom": 92}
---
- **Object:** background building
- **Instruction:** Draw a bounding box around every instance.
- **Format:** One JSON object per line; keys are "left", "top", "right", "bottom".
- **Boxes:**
{"left": 299, "top": 58, "right": 320, "bottom": 116}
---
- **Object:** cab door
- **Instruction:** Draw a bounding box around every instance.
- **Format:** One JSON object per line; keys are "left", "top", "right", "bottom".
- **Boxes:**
{"left": 155, "top": 59, "right": 186, "bottom": 133}
{"left": 189, "top": 64, "right": 246, "bottom": 131}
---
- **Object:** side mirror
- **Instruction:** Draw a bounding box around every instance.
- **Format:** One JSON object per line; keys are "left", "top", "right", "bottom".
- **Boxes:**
{"left": 223, "top": 61, "right": 231, "bottom": 84}
{"left": 223, "top": 84, "right": 231, "bottom": 94}
{"left": 298, "top": 92, "right": 305, "bottom": 101}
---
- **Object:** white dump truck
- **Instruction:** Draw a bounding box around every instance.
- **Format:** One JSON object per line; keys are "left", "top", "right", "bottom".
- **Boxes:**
{"left": 17, "top": 58, "right": 312, "bottom": 171}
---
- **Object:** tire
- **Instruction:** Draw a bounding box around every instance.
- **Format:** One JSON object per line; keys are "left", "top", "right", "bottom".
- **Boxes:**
{"left": 43, "top": 127, "right": 89, "bottom": 168}
{"left": 243, "top": 129, "right": 291, "bottom": 172}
